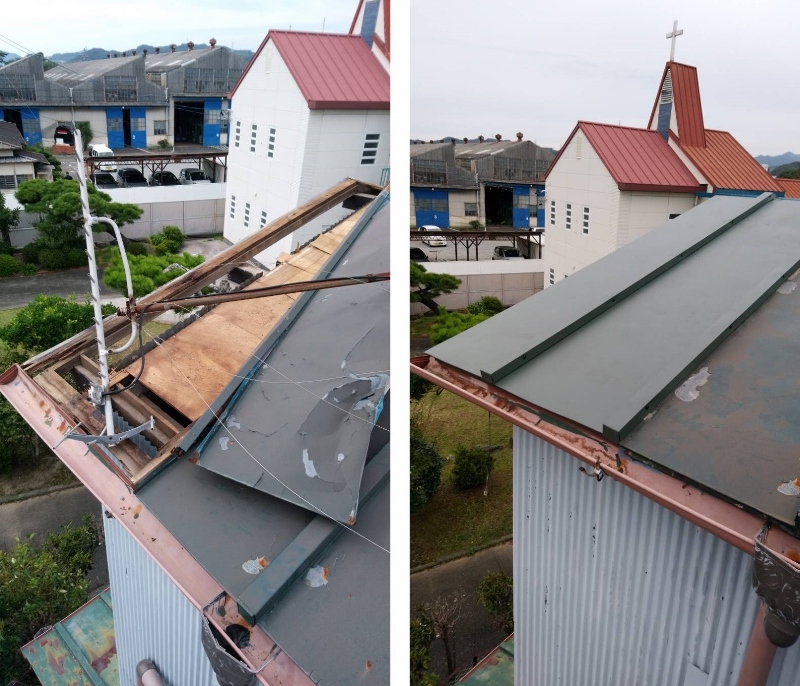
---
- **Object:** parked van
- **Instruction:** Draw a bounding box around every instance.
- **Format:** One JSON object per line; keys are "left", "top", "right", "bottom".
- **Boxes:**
{"left": 87, "top": 144, "right": 117, "bottom": 171}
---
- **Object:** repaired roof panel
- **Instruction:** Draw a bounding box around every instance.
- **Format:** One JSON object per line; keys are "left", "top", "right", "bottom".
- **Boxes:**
{"left": 194, "top": 201, "right": 389, "bottom": 523}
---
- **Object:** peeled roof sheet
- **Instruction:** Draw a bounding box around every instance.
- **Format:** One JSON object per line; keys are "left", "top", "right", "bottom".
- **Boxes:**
{"left": 579, "top": 122, "right": 701, "bottom": 192}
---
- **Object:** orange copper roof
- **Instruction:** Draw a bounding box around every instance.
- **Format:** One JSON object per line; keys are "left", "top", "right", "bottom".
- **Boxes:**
{"left": 648, "top": 62, "right": 706, "bottom": 148}
{"left": 679, "top": 130, "right": 783, "bottom": 193}
{"left": 543, "top": 121, "right": 702, "bottom": 193}
{"left": 776, "top": 177, "right": 800, "bottom": 199}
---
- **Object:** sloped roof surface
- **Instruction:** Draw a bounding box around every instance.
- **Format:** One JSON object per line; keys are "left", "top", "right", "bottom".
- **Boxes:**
{"left": 45, "top": 55, "right": 140, "bottom": 88}
{"left": 232, "top": 31, "right": 389, "bottom": 109}
{"left": 776, "top": 177, "right": 800, "bottom": 199}
{"left": 429, "top": 193, "right": 800, "bottom": 530}
{"left": 145, "top": 47, "right": 219, "bottom": 71}
{"left": 0, "top": 121, "right": 25, "bottom": 148}
{"left": 571, "top": 122, "right": 702, "bottom": 192}
{"left": 680, "top": 130, "right": 785, "bottom": 193}
{"left": 648, "top": 62, "right": 706, "bottom": 147}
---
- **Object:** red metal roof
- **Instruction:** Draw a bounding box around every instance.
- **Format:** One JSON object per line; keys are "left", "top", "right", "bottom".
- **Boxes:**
{"left": 776, "top": 177, "right": 800, "bottom": 199}
{"left": 548, "top": 121, "right": 702, "bottom": 193}
{"left": 679, "top": 130, "right": 783, "bottom": 193}
{"left": 647, "top": 62, "right": 705, "bottom": 147}
{"left": 230, "top": 31, "right": 389, "bottom": 109}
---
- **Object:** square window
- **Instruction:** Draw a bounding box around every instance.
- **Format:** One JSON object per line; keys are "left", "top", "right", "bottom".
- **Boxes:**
{"left": 464, "top": 202, "right": 478, "bottom": 217}
{"left": 260, "top": 210, "right": 267, "bottom": 227}
{"left": 229, "top": 195, "right": 236, "bottom": 219}
{"left": 154, "top": 120, "right": 167, "bottom": 136}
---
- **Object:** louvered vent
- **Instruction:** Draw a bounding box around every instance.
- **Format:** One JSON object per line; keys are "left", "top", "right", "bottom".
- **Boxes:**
{"left": 660, "top": 70, "right": 673, "bottom": 104}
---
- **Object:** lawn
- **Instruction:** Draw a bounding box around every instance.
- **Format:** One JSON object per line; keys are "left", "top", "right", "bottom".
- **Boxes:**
{"left": 411, "top": 389, "right": 514, "bottom": 568}
{"left": 410, "top": 313, "right": 438, "bottom": 338}
{"left": 0, "top": 307, "right": 22, "bottom": 329}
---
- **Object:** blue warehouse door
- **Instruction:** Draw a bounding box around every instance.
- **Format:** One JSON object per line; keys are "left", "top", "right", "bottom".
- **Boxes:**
{"left": 512, "top": 186, "right": 530, "bottom": 228}
{"left": 414, "top": 188, "right": 449, "bottom": 227}
{"left": 202, "top": 99, "right": 221, "bottom": 146}
{"left": 106, "top": 108, "right": 124, "bottom": 149}
{"left": 21, "top": 109, "right": 42, "bottom": 146}
{"left": 130, "top": 107, "right": 147, "bottom": 148}
{"left": 536, "top": 188, "right": 546, "bottom": 227}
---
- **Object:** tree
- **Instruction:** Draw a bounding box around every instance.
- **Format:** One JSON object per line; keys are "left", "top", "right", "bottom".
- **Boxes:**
{"left": 411, "top": 413, "right": 445, "bottom": 514}
{"left": 26, "top": 144, "right": 62, "bottom": 176}
{"left": 0, "top": 515, "right": 100, "bottom": 685}
{"left": 0, "top": 191, "right": 20, "bottom": 245}
{"left": 778, "top": 169, "right": 800, "bottom": 179}
{"left": 42, "top": 58, "right": 59, "bottom": 71}
{"left": 410, "top": 261, "right": 461, "bottom": 315}
{"left": 0, "top": 295, "right": 116, "bottom": 354}
{"left": 15, "top": 177, "right": 142, "bottom": 248}
{"left": 451, "top": 445, "right": 495, "bottom": 491}
{"left": 478, "top": 570, "right": 514, "bottom": 635}
{"left": 419, "top": 592, "right": 467, "bottom": 677}
{"left": 0, "top": 348, "right": 39, "bottom": 476}
{"left": 410, "top": 613, "right": 438, "bottom": 686}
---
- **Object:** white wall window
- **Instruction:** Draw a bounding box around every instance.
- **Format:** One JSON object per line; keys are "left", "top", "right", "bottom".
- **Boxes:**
{"left": 234, "top": 121, "right": 241, "bottom": 148}
{"left": 566, "top": 203, "right": 572, "bottom": 231}
{"left": 153, "top": 120, "right": 167, "bottom": 135}
{"left": 550, "top": 200, "right": 555, "bottom": 226}
{"left": 229, "top": 195, "right": 236, "bottom": 219}
{"left": 549, "top": 267, "right": 554, "bottom": 285}
{"left": 583, "top": 207, "right": 590, "bottom": 234}
{"left": 260, "top": 210, "right": 268, "bottom": 228}
{"left": 250, "top": 124, "right": 258, "bottom": 153}
{"left": 268, "top": 127, "right": 276, "bottom": 158}
{"left": 464, "top": 202, "right": 478, "bottom": 217}
{"left": 361, "top": 133, "right": 380, "bottom": 165}
{"left": 244, "top": 202, "right": 251, "bottom": 228}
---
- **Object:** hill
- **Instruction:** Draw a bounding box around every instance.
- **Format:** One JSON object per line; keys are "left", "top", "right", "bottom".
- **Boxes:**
{"left": 755, "top": 152, "right": 800, "bottom": 170}
{"left": 772, "top": 161, "right": 800, "bottom": 177}
{"left": 48, "top": 44, "right": 253, "bottom": 63}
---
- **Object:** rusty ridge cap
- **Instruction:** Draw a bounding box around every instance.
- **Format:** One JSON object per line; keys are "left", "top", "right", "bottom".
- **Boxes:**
{"left": 411, "top": 356, "right": 800, "bottom": 562}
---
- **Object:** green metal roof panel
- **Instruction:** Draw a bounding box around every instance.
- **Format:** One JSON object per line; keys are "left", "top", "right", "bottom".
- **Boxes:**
{"left": 459, "top": 637, "right": 515, "bottom": 685}
{"left": 21, "top": 590, "right": 117, "bottom": 686}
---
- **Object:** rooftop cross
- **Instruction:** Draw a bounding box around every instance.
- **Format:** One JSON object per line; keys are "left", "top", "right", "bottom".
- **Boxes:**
{"left": 666, "top": 20, "right": 683, "bottom": 61}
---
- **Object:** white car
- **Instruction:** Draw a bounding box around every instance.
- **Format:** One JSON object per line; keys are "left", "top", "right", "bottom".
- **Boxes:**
{"left": 492, "top": 246, "right": 525, "bottom": 260}
{"left": 178, "top": 168, "right": 212, "bottom": 185}
{"left": 419, "top": 225, "right": 447, "bottom": 247}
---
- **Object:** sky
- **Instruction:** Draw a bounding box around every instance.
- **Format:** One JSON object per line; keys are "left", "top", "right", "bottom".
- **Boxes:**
{"left": 411, "top": 0, "right": 800, "bottom": 156}
{"left": 0, "top": 0, "right": 353, "bottom": 56}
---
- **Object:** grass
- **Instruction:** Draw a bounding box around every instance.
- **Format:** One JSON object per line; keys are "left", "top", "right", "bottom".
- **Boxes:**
{"left": 411, "top": 390, "right": 514, "bottom": 568}
{"left": 410, "top": 313, "right": 438, "bottom": 338}
{"left": 0, "top": 307, "right": 22, "bottom": 328}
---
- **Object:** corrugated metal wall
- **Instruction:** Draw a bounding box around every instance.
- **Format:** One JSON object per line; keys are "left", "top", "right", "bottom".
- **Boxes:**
{"left": 103, "top": 513, "right": 218, "bottom": 686}
{"left": 513, "top": 428, "right": 800, "bottom": 686}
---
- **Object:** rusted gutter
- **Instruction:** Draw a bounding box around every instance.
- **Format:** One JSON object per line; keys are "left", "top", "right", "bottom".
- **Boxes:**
{"left": 0, "top": 364, "right": 315, "bottom": 686}
{"left": 411, "top": 355, "right": 800, "bottom": 561}
{"left": 737, "top": 603, "right": 777, "bottom": 686}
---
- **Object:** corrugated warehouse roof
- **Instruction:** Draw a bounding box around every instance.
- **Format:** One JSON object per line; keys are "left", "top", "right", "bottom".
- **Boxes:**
{"left": 428, "top": 193, "right": 800, "bottom": 533}
{"left": 546, "top": 121, "right": 703, "bottom": 193}
{"left": 145, "top": 47, "right": 216, "bottom": 71}
{"left": 231, "top": 31, "right": 389, "bottom": 110}
{"left": 45, "top": 55, "right": 140, "bottom": 89}
{"left": 680, "top": 129, "right": 784, "bottom": 193}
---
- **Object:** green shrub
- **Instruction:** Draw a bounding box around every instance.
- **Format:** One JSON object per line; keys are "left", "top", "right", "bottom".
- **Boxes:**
{"left": 150, "top": 225, "right": 184, "bottom": 255}
{"left": 21, "top": 262, "right": 36, "bottom": 276}
{"left": 124, "top": 241, "right": 149, "bottom": 256}
{"left": 410, "top": 613, "right": 438, "bottom": 686}
{"left": 66, "top": 247, "right": 87, "bottom": 268}
{"left": 0, "top": 240, "right": 12, "bottom": 255}
{"left": 75, "top": 121, "right": 93, "bottom": 149}
{"left": 38, "top": 248, "right": 69, "bottom": 270}
{"left": 430, "top": 309, "right": 488, "bottom": 345}
{"left": 103, "top": 249, "right": 204, "bottom": 297}
{"left": 467, "top": 295, "right": 504, "bottom": 316}
{"left": 0, "top": 515, "right": 100, "bottom": 685}
{"left": 157, "top": 138, "right": 171, "bottom": 149}
{"left": 0, "top": 253, "right": 18, "bottom": 276}
{"left": 478, "top": 570, "right": 514, "bottom": 634}
{"left": 410, "top": 372, "right": 433, "bottom": 401}
{"left": 451, "top": 445, "right": 494, "bottom": 490}
{"left": 21, "top": 239, "right": 44, "bottom": 265}
{"left": 410, "top": 416, "right": 445, "bottom": 514}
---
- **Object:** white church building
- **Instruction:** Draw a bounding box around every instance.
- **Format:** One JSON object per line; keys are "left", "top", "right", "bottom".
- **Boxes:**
{"left": 223, "top": 2, "right": 389, "bottom": 268}
{"left": 544, "top": 28, "right": 782, "bottom": 286}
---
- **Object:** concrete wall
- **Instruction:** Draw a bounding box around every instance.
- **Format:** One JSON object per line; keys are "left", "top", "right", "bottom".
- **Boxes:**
{"left": 411, "top": 260, "right": 545, "bottom": 314}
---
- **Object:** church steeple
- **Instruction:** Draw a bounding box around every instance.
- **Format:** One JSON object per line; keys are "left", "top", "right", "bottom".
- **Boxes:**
{"left": 647, "top": 61, "right": 706, "bottom": 148}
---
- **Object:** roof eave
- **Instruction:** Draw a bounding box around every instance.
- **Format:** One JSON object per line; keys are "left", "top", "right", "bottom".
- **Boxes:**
{"left": 410, "top": 354, "right": 800, "bottom": 562}
{"left": 618, "top": 182, "right": 705, "bottom": 193}
{"left": 307, "top": 99, "right": 389, "bottom": 110}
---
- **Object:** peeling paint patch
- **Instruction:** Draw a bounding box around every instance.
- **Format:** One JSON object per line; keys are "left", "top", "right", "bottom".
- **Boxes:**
{"left": 675, "top": 367, "right": 711, "bottom": 402}
{"left": 226, "top": 415, "right": 242, "bottom": 430}
{"left": 219, "top": 436, "right": 233, "bottom": 451}
{"left": 777, "top": 478, "right": 800, "bottom": 496}
{"left": 643, "top": 410, "right": 657, "bottom": 421}
{"left": 304, "top": 565, "right": 329, "bottom": 587}
{"left": 353, "top": 399, "right": 376, "bottom": 415}
{"left": 337, "top": 453, "right": 345, "bottom": 462}
{"left": 341, "top": 360, "right": 347, "bottom": 370}
{"left": 242, "top": 556, "right": 269, "bottom": 574}
{"left": 302, "top": 449, "right": 318, "bottom": 478}
{"left": 778, "top": 281, "right": 797, "bottom": 294}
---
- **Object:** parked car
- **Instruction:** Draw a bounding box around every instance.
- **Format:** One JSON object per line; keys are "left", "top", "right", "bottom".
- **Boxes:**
{"left": 178, "top": 168, "right": 212, "bottom": 185}
{"left": 117, "top": 168, "right": 149, "bottom": 188}
{"left": 410, "top": 247, "right": 429, "bottom": 262}
{"left": 90, "top": 172, "right": 119, "bottom": 189}
{"left": 492, "top": 246, "right": 525, "bottom": 260}
{"left": 87, "top": 143, "right": 117, "bottom": 171}
{"left": 148, "top": 171, "right": 181, "bottom": 186}
{"left": 418, "top": 225, "right": 447, "bottom": 247}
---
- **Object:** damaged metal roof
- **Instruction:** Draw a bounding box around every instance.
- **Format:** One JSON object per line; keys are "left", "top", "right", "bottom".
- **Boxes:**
{"left": 429, "top": 193, "right": 800, "bottom": 533}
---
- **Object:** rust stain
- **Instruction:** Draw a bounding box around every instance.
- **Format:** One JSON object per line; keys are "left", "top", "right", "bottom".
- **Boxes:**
{"left": 786, "top": 550, "right": 800, "bottom": 563}
{"left": 133, "top": 504, "right": 142, "bottom": 519}
{"left": 40, "top": 639, "right": 48, "bottom": 646}
{"left": 347, "top": 514, "right": 357, "bottom": 526}
{"left": 90, "top": 645, "right": 117, "bottom": 672}
{"left": 47, "top": 648, "right": 67, "bottom": 676}
{"left": 321, "top": 566, "right": 330, "bottom": 581}
{"left": 365, "top": 660, "right": 373, "bottom": 670}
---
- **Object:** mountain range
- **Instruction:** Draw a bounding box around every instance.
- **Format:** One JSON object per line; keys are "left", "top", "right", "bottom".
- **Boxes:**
{"left": 754, "top": 152, "right": 800, "bottom": 170}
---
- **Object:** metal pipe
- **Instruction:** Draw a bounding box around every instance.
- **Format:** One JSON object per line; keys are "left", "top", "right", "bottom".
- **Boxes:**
{"left": 125, "top": 273, "right": 390, "bottom": 314}
{"left": 737, "top": 603, "right": 777, "bottom": 686}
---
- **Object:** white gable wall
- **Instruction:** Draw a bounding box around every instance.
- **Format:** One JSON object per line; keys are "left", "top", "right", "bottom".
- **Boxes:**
{"left": 513, "top": 428, "right": 800, "bottom": 686}
{"left": 544, "top": 132, "right": 618, "bottom": 284}
{"left": 620, "top": 191, "right": 697, "bottom": 247}
{"left": 223, "top": 40, "right": 310, "bottom": 266}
